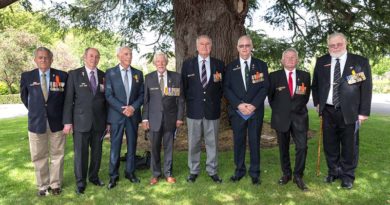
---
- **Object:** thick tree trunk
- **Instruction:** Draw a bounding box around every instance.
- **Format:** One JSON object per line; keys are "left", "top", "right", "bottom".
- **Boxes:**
{"left": 173, "top": 0, "right": 249, "bottom": 129}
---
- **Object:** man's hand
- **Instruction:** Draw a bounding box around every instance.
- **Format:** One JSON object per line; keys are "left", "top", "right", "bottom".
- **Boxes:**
{"left": 358, "top": 115, "right": 369, "bottom": 125}
{"left": 176, "top": 120, "right": 184, "bottom": 128}
{"left": 238, "top": 103, "right": 255, "bottom": 115}
{"left": 122, "top": 105, "right": 135, "bottom": 117}
{"left": 105, "top": 124, "right": 111, "bottom": 133}
{"left": 142, "top": 121, "right": 150, "bottom": 131}
{"left": 63, "top": 124, "right": 73, "bottom": 135}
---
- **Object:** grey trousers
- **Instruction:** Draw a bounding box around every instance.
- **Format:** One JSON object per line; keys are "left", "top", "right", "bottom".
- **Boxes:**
{"left": 149, "top": 129, "right": 174, "bottom": 178}
{"left": 187, "top": 117, "right": 219, "bottom": 176}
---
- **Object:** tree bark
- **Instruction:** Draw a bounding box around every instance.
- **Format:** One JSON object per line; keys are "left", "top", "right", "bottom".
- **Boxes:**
{"left": 173, "top": 0, "right": 249, "bottom": 129}
{"left": 0, "top": 0, "right": 19, "bottom": 9}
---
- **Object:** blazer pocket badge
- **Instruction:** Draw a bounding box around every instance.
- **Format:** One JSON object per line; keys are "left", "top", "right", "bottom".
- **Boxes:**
{"left": 99, "top": 84, "right": 105, "bottom": 92}
{"left": 251, "top": 72, "right": 264, "bottom": 84}
{"left": 29, "top": 82, "right": 40, "bottom": 86}
{"left": 323, "top": 63, "right": 331, "bottom": 67}
{"left": 187, "top": 73, "right": 195, "bottom": 78}
{"left": 232, "top": 65, "right": 241, "bottom": 71}
{"left": 295, "top": 83, "right": 307, "bottom": 95}
{"left": 213, "top": 71, "right": 222, "bottom": 82}
{"left": 346, "top": 70, "right": 366, "bottom": 84}
{"left": 150, "top": 87, "right": 159, "bottom": 91}
{"left": 164, "top": 87, "right": 180, "bottom": 96}
{"left": 276, "top": 86, "right": 286, "bottom": 91}
{"left": 79, "top": 82, "right": 88, "bottom": 88}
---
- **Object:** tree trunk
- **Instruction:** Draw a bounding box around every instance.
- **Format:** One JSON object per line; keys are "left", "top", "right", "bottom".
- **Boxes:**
{"left": 173, "top": 0, "right": 249, "bottom": 129}
{"left": 0, "top": 0, "right": 19, "bottom": 9}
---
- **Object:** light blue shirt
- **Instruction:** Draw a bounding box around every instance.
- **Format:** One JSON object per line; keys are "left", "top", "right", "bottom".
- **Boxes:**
{"left": 39, "top": 68, "right": 50, "bottom": 93}
{"left": 119, "top": 64, "right": 132, "bottom": 95}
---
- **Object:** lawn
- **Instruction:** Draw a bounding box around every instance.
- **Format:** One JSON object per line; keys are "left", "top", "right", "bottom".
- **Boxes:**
{"left": 0, "top": 109, "right": 389, "bottom": 205}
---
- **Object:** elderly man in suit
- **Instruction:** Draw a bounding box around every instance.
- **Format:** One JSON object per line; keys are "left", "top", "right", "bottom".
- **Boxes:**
{"left": 268, "top": 48, "right": 311, "bottom": 191}
{"left": 312, "top": 32, "right": 372, "bottom": 189}
{"left": 105, "top": 46, "right": 144, "bottom": 189}
{"left": 224, "top": 35, "right": 269, "bottom": 185}
{"left": 142, "top": 52, "right": 184, "bottom": 185}
{"left": 63, "top": 48, "right": 108, "bottom": 194}
{"left": 181, "top": 35, "right": 225, "bottom": 183}
{"left": 20, "top": 47, "right": 68, "bottom": 196}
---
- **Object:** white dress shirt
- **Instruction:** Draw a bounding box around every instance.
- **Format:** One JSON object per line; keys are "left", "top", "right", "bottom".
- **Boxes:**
{"left": 157, "top": 70, "right": 168, "bottom": 89}
{"left": 284, "top": 68, "right": 296, "bottom": 93}
{"left": 198, "top": 55, "right": 211, "bottom": 84}
{"left": 239, "top": 56, "right": 252, "bottom": 90}
{"left": 326, "top": 52, "right": 347, "bottom": 105}
{"left": 85, "top": 66, "right": 98, "bottom": 84}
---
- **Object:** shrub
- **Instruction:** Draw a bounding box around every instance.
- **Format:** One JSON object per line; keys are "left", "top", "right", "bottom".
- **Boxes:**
{"left": 0, "top": 94, "right": 22, "bottom": 104}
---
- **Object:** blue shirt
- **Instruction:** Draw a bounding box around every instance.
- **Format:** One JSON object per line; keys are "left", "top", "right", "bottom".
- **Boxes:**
{"left": 39, "top": 68, "right": 50, "bottom": 93}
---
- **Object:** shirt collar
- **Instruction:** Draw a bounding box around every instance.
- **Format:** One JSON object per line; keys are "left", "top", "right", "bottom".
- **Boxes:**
{"left": 332, "top": 52, "right": 347, "bottom": 61}
{"left": 39, "top": 68, "right": 51, "bottom": 76}
{"left": 198, "top": 55, "right": 210, "bottom": 63}
{"left": 85, "top": 66, "right": 97, "bottom": 73}
{"left": 119, "top": 64, "right": 131, "bottom": 71}
{"left": 240, "top": 56, "right": 252, "bottom": 65}
{"left": 157, "top": 70, "right": 168, "bottom": 77}
{"left": 284, "top": 68, "right": 296, "bottom": 75}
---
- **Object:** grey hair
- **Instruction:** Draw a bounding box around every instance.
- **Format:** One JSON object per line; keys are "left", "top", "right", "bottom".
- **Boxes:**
{"left": 196, "top": 35, "right": 212, "bottom": 46}
{"left": 116, "top": 46, "right": 132, "bottom": 55}
{"left": 327, "top": 32, "right": 348, "bottom": 44}
{"left": 237, "top": 35, "right": 253, "bottom": 46}
{"left": 153, "top": 51, "right": 168, "bottom": 64}
{"left": 282, "top": 48, "right": 299, "bottom": 59}
{"left": 34, "top": 47, "right": 53, "bottom": 59}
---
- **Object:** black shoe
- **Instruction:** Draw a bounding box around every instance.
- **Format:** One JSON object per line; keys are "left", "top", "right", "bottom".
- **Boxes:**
{"left": 187, "top": 174, "right": 198, "bottom": 183}
{"left": 75, "top": 186, "right": 85, "bottom": 195}
{"left": 90, "top": 179, "right": 105, "bottom": 186}
{"left": 293, "top": 177, "right": 308, "bottom": 191}
{"left": 210, "top": 174, "right": 223, "bottom": 183}
{"left": 230, "top": 175, "right": 243, "bottom": 182}
{"left": 251, "top": 177, "right": 261, "bottom": 185}
{"left": 37, "top": 189, "right": 49, "bottom": 197}
{"left": 125, "top": 174, "right": 140, "bottom": 183}
{"left": 51, "top": 188, "right": 62, "bottom": 195}
{"left": 324, "top": 175, "right": 338, "bottom": 183}
{"left": 341, "top": 180, "right": 353, "bottom": 189}
{"left": 278, "top": 175, "right": 292, "bottom": 185}
{"left": 107, "top": 178, "right": 118, "bottom": 190}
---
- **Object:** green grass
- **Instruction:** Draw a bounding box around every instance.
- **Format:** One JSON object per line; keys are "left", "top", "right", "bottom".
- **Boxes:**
{"left": 0, "top": 109, "right": 389, "bottom": 205}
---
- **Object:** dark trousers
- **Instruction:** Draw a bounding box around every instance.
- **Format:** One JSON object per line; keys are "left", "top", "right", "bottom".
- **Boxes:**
{"left": 73, "top": 129, "right": 103, "bottom": 188}
{"left": 109, "top": 119, "right": 138, "bottom": 180}
{"left": 150, "top": 126, "right": 174, "bottom": 178}
{"left": 276, "top": 126, "right": 307, "bottom": 177}
{"left": 231, "top": 114, "right": 262, "bottom": 178}
{"left": 323, "top": 105, "right": 357, "bottom": 182}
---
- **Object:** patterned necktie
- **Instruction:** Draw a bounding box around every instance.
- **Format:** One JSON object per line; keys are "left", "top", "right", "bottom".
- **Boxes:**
{"left": 90, "top": 71, "right": 97, "bottom": 95}
{"left": 124, "top": 69, "right": 130, "bottom": 105}
{"left": 288, "top": 71, "right": 293, "bottom": 97}
{"left": 333, "top": 58, "right": 341, "bottom": 108}
{"left": 201, "top": 60, "right": 207, "bottom": 88}
{"left": 159, "top": 74, "right": 164, "bottom": 94}
{"left": 41, "top": 73, "right": 48, "bottom": 101}
{"left": 244, "top": 61, "right": 250, "bottom": 90}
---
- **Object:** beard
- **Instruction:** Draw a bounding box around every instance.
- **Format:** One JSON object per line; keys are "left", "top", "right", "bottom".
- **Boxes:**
{"left": 329, "top": 50, "right": 347, "bottom": 58}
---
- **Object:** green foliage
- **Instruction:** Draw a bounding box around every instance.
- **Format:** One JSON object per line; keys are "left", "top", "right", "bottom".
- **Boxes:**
{"left": 0, "top": 111, "right": 390, "bottom": 204}
{"left": 0, "top": 94, "right": 21, "bottom": 104}
{"left": 372, "top": 57, "right": 390, "bottom": 76}
{"left": 0, "top": 82, "right": 18, "bottom": 95}
{"left": 373, "top": 80, "right": 390, "bottom": 94}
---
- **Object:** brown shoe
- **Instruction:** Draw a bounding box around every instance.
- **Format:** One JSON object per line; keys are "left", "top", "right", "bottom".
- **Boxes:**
{"left": 166, "top": 177, "right": 176, "bottom": 184}
{"left": 150, "top": 177, "right": 159, "bottom": 185}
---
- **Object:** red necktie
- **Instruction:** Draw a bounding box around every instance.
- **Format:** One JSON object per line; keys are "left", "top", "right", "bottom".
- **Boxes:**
{"left": 288, "top": 71, "right": 293, "bottom": 97}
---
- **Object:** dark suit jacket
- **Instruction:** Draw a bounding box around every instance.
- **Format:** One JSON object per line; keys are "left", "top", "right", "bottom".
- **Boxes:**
{"left": 63, "top": 67, "right": 107, "bottom": 132}
{"left": 268, "top": 69, "right": 311, "bottom": 132}
{"left": 105, "top": 65, "right": 144, "bottom": 125}
{"left": 20, "top": 68, "right": 68, "bottom": 134}
{"left": 142, "top": 70, "right": 185, "bottom": 132}
{"left": 224, "top": 57, "right": 269, "bottom": 119}
{"left": 181, "top": 57, "right": 225, "bottom": 120}
{"left": 312, "top": 53, "right": 372, "bottom": 124}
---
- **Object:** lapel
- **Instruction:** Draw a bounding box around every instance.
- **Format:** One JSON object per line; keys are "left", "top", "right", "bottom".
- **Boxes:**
{"left": 129, "top": 67, "right": 139, "bottom": 100}
{"left": 152, "top": 71, "right": 163, "bottom": 97}
{"left": 114, "top": 66, "right": 128, "bottom": 101}
{"left": 342, "top": 53, "right": 353, "bottom": 79}
{"left": 47, "top": 70, "right": 57, "bottom": 101}
{"left": 205, "top": 58, "right": 216, "bottom": 89}
{"left": 232, "top": 59, "right": 246, "bottom": 92}
{"left": 192, "top": 57, "right": 202, "bottom": 87}
{"left": 81, "top": 67, "right": 95, "bottom": 97}
{"left": 293, "top": 70, "right": 302, "bottom": 99}
{"left": 33, "top": 69, "right": 46, "bottom": 102}
{"left": 323, "top": 55, "right": 332, "bottom": 85}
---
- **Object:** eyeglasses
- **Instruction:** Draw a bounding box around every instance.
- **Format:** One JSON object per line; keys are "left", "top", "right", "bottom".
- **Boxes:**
{"left": 238, "top": 44, "right": 252, "bottom": 49}
{"left": 328, "top": 43, "right": 344, "bottom": 49}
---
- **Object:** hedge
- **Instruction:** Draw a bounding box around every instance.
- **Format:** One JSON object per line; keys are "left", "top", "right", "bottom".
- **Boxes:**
{"left": 0, "top": 94, "right": 22, "bottom": 104}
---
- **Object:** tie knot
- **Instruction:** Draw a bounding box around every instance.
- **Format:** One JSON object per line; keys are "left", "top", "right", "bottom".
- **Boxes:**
{"left": 90, "top": 71, "right": 94, "bottom": 75}
{"left": 159, "top": 74, "right": 164, "bottom": 78}
{"left": 42, "top": 73, "right": 46, "bottom": 77}
{"left": 289, "top": 71, "right": 293, "bottom": 76}
{"left": 244, "top": 61, "right": 248, "bottom": 65}
{"left": 336, "top": 58, "right": 340, "bottom": 62}
{"left": 202, "top": 60, "right": 206, "bottom": 64}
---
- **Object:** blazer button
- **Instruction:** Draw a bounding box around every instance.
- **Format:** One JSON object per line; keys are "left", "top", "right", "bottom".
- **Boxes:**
{"left": 45, "top": 103, "right": 47, "bottom": 107}
{"left": 203, "top": 99, "right": 206, "bottom": 102}
{"left": 203, "top": 91, "right": 206, "bottom": 94}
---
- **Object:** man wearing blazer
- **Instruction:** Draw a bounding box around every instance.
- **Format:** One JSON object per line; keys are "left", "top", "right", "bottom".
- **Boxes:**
{"left": 105, "top": 46, "right": 144, "bottom": 189}
{"left": 268, "top": 48, "right": 311, "bottom": 191}
{"left": 312, "top": 32, "right": 372, "bottom": 189}
{"left": 63, "top": 48, "right": 108, "bottom": 194}
{"left": 142, "top": 52, "right": 184, "bottom": 185}
{"left": 224, "top": 35, "right": 269, "bottom": 185}
{"left": 181, "top": 35, "right": 225, "bottom": 183}
{"left": 20, "top": 47, "right": 68, "bottom": 196}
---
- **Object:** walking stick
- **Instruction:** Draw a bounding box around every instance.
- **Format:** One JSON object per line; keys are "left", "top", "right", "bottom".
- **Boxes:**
{"left": 316, "top": 116, "right": 323, "bottom": 176}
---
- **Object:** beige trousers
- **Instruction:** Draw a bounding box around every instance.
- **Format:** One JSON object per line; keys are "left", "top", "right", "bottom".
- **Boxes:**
{"left": 28, "top": 125, "right": 66, "bottom": 191}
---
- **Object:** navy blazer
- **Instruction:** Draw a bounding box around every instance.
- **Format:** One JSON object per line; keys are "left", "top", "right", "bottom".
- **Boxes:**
{"left": 143, "top": 70, "right": 185, "bottom": 132}
{"left": 62, "top": 67, "right": 107, "bottom": 132}
{"left": 105, "top": 65, "right": 144, "bottom": 125}
{"left": 181, "top": 57, "right": 225, "bottom": 120}
{"left": 20, "top": 68, "right": 68, "bottom": 134}
{"left": 268, "top": 69, "right": 311, "bottom": 132}
{"left": 224, "top": 57, "right": 269, "bottom": 119}
{"left": 312, "top": 53, "right": 372, "bottom": 124}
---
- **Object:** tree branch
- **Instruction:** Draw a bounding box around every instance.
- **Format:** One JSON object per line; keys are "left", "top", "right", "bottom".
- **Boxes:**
{"left": 0, "top": 0, "right": 19, "bottom": 9}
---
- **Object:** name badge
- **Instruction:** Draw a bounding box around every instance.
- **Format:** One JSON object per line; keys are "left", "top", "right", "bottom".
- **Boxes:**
{"left": 251, "top": 72, "right": 264, "bottom": 84}
{"left": 99, "top": 84, "right": 105, "bottom": 92}
{"left": 346, "top": 70, "right": 366, "bottom": 84}
{"left": 79, "top": 83, "right": 88, "bottom": 88}
{"left": 295, "top": 83, "right": 307, "bottom": 95}
{"left": 150, "top": 87, "right": 159, "bottom": 91}
{"left": 29, "top": 82, "right": 40, "bottom": 86}
{"left": 187, "top": 74, "right": 195, "bottom": 78}
{"left": 276, "top": 86, "right": 286, "bottom": 91}
{"left": 213, "top": 71, "right": 222, "bottom": 82}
